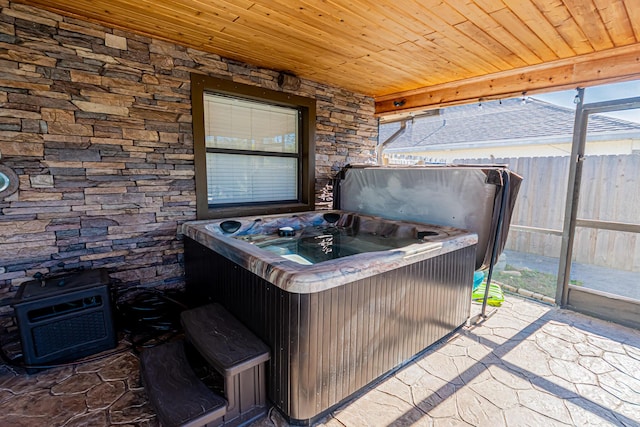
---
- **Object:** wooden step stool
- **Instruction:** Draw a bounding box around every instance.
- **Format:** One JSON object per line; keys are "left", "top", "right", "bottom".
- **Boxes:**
{"left": 140, "top": 303, "right": 270, "bottom": 427}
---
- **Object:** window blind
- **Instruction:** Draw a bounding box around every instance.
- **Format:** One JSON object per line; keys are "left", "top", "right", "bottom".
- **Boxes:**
{"left": 204, "top": 94, "right": 298, "bottom": 153}
{"left": 203, "top": 93, "right": 301, "bottom": 206}
{"left": 206, "top": 153, "right": 298, "bottom": 205}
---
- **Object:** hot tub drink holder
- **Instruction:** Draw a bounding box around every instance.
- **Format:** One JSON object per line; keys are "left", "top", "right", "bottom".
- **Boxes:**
{"left": 140, "top": 303, "right": 270, "bottom": 427}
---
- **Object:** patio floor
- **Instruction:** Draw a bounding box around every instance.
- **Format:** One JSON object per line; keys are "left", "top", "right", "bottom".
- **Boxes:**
{"left": 0, "top": 295, "right": 639, "bottom": 427}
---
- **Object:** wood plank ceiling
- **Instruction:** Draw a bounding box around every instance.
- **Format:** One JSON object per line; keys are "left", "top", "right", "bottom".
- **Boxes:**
{"left": 13, "top": 0, "right": 640, "bottom": 116}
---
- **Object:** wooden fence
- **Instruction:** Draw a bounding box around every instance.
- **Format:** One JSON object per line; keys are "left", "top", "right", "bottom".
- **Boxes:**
{"left": 462, "top": 155, "right": 640, "bottom": 272}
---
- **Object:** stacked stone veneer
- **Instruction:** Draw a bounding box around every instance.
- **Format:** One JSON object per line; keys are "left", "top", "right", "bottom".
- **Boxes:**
{"left": 0, "top": 1, "right": 377, "bottom": 296}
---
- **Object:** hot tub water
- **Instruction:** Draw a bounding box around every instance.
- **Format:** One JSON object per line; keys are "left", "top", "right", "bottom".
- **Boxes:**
{"left": 234, "top": 225, "right": 422, "bottom": 265}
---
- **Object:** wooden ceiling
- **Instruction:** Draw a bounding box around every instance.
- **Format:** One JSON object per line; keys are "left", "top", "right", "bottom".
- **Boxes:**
{"left": 15, "top": 0, "right": 640, "bottom": 116}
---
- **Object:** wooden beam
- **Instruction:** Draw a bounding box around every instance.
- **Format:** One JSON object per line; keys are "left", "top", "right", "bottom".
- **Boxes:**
{"left": 375, "top": 43, "right": 640, "bottom": 116}
{"left": 576, "top": 219, "right": 640, "bottom": 234}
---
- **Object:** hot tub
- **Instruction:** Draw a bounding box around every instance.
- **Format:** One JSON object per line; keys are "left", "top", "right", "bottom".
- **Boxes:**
{"left": 181, "top": 210, "right": 477, "bottom": 424}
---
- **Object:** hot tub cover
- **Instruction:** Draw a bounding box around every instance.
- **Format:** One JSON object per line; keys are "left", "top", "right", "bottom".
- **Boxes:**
{"left": 335, "top": 164, "right": 522, "bottom": 270}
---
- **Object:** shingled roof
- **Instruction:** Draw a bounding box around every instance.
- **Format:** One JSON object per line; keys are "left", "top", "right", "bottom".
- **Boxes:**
{"left": 381, "top": 98, "right": 640, "bottom": 152}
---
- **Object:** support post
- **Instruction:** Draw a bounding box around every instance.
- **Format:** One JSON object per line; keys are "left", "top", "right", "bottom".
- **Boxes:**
{"left": 556, "top": 88, "right": 586, "bottom": 307}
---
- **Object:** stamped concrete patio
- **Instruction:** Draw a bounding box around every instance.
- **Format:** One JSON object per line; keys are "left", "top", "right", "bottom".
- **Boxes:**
{"left": 0, "top": 295, "right": 638, "bottom": 427}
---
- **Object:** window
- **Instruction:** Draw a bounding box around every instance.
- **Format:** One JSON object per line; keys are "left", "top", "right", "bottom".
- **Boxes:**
{"left": 191, "top": 74, "right": 316, "bottom": 219}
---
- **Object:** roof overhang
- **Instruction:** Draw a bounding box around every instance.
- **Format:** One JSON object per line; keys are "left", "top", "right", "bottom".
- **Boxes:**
{"left": 376, "top": 44, "right": 640, "bottom": 117}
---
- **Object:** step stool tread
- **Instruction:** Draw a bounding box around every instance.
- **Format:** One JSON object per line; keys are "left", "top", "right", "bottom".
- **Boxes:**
{"left": 181, "top": 303, "right": 270, "bottom": 377}
{"left": 140, "top": 340, "right": 227, "bottom": 427}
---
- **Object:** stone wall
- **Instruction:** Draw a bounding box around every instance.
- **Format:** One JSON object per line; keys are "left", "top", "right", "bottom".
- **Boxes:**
{"left": 0, "top": 1, "right": 377, "bottom": 296}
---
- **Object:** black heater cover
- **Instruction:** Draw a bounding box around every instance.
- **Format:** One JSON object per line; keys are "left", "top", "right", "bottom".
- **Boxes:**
{"left": 12, "top": 269, "right": 117, "bottom": 371}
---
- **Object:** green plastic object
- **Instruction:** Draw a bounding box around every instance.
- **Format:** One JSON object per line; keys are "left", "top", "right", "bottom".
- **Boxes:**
{"left": 472, "top": 282, "right": 504, "bottom": 307}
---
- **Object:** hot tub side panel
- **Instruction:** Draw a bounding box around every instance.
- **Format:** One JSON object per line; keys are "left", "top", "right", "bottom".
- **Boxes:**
{"left": 184, "top": 237, "right": 475, "bottom": 423}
